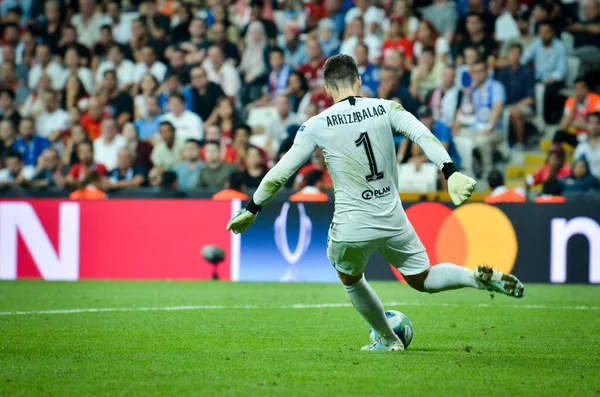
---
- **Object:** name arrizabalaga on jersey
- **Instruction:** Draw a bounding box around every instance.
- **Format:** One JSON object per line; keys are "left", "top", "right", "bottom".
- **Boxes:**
{"left": 326, "top": 104, "right": 387, "bottom": 127}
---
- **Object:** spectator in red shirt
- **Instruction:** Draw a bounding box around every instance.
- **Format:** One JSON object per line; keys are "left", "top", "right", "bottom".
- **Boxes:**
{"left": 294, "top": 149, "right": 333, "bottom": 189}
{"left": 525, "top": 144, "right": 571, "bottom": 192}
{"left": 122, "top": 122, "right": 153, "bottom": 171}
{"left": 66, "top": 141, "right": 108, "bottom": 187}
{"left": 298, "top": 38, "right": 326, "bottom": 91}
{"left": 381, "top": 19, "right": 414, "bottom": 65}
{"left": 80, "top": 96, "right": 109, "bottom": 141}
{"left": 201, "top": 124, "right": 238, "bottom": 164}
{"left": 553, "top": 78, "right": 600, "bottom": 147}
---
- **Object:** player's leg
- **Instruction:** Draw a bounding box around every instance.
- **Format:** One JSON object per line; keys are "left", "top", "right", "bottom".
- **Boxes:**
{"left": 328, "top": 239, "right": 403, "bottom": 351}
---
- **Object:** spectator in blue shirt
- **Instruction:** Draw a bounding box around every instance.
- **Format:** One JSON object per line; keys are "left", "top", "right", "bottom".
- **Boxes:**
{"left": 497, "top": 42, "right": 535, "bottom": 149}
{"left": 106, "top": 148, "right": 147, "bottom": 190}
{"left": 521, "top": 22, "right": 567, "bottom": 124}
{"left": 172, "top": 139, "right": 203, "bottom": 190}
{"left": 318, "top": 18, "right": 341, "bottom": 57}
{"left": 134, "top": 96, "right": 162, "bottom": 141}
{"left": 417, "top": 106, "right": 462, "bottom": 168}
{"left": 282, "top": 22, "right": 307, "bottom": 68}
{"left": 12, "top": 117, "right": 50, "bottom": 167}
{"left": 355, "top": 44, "right": 380, "bottom": 96}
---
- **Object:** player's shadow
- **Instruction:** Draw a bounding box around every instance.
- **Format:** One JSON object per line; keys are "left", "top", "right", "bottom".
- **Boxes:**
{"left": 406, "top": 347, "right": 457, "bottom": 353}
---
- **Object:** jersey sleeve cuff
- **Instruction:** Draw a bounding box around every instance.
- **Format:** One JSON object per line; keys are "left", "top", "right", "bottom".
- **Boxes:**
{"left": 441, "top": 162, "right": 458, "bottom": 180}
{"left": 246, "top": 198, "right": 262, "bottom": 214}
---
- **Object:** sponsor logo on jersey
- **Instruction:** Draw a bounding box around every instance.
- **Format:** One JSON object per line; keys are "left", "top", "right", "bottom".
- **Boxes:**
{"left": 326, "top": 105, "right": 387, "bottom": 127}
{"left": 361, "top": 186, "right": 391, "bottom": 200}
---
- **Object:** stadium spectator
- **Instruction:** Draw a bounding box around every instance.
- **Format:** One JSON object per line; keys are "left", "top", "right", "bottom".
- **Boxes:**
{"left": 29, "top": 148, "right": 67, "bottom": 189}
{"left": 105, "top": 0, "right": 132, "bottom": 44}
{"left": 134, "top": 74, "right": 159, "bottom": 120}
{"left": 381, "top": 19, "right": 413, "bottom": 65}
{"left": 165, "top": 48, "right": 190, "bottom": 86}
{"left": 21, "top": 75, "right": 52, "bottom": 118}
{"left": 93, "top": 25, "right": 115, "bottom": 70}
{"left": 0, "top": 45, "right": 28, "bottom": 84}
{"left": 70, "top": 0, "right": 108, "bottom": 48}
{"left": 318, "top": 18, "right": 341, "bottom": 57}
{"left": 160, "top": 94, "right": 203, "bottom": 141}
{"left": 525, "top": 144, "right": 571, "bottom": 191}
{"left": 172, "top": 139, "right": 203, "bottom": 191}
{"left": 133, "top": 46, "right": 167, "bottom": 84}
{"left": 294, "top": 149, "right": 333, "bottom": 189}
{"left": 95, "top": 44, "right": 136, "bottom": 90}
{"left": 102, "top": 70, "right": 134, "bottom": 127}
{"left": 285, "top": 71, "right": 311, "bottom": 117}
{"left": 138, "top": 0, "right": 170, "bottom": 42}
{"left": 382, "top": 49, "right": 411, "bottom": 88}
{"left": 68, "top": 170, "right": 107, "bottom": 200}
{"left": 31, "top": 1, "right": 62, "bottom": 54}
{"left": 264, "top": 48, "right": 293, "bottom": 101}
{"left": 205, "top": 97, "right": 239, "bottom": 143}
{"left": 0, "top": 63, "right": 28, "bottom": 107}
{"left": 134, "top": 95, "right": 162, "bottom": 142}
{"left": 455, "top": 13, "right": 498, "bottom": 65}
{"left": 427, "top": 66, "right": 459, "bottom": 128}
{"left": 0, "top": 120, "right": 18, "bottom": 157}
{"left": 106, "top": 148, "right": 147, "bottom": 190}
{"left": 242, "top": 146, "right": 268, "bottom": 188}
{"left": 197, "top": 141, "right": 236, "bottom": 189}
{"left": 377, "top": 68, "right": 418, "bottom": 115}
{"left": 500, "top": 11, "right": 535, "bottom": 61}
{"left": 289, "top": 170, "right": 330, "bottom": 202}
{"left": 170, "top": 5, "right": 192, "bottom": 44}
{"left": 67, "top": 141, "right": 108, "bottom": 187}
{"left": 497, "top": 43, "right": 535, "bottom": 150}
{"left": 521, "top": 22, "right": 567, "bottom": 124}
{"left": 0, "top": 151, "right": 35, "bottom": 187}
{"left": 28, "top": 44, "right": 63, "bottom": 92}
{"left": 232, "top": 125, "right": 252, "bottom": 166}
{"left": 200, "top": 125, "right": 237, "bottom": 164}
{"left": 81, "top": 96, "right": 109, "bottom": 141}
{"left": 0, "top": 89, "right": 22, "bottom": 129}
{"left": 535, "top": 177, "right": 567, "bottom": 203}
{"left": 421, "top": 0, "right": 458, "bottom": 41}
{"left": 202, "top": 45, "right": 241, "bottom": 98}
{"left": 385, "top": 0, "right": 419, "bottom": 40}
{"left": 179, "top": 18, "right": 209, "bottom": 63}
{"left": 263, "top": 95, "right": 305, "bottom": 155}
{"left": 281, "top": 22, "right": 307, "bottom": 68}
{"left": 239, "top": 22, "right": 269, "bottom": 106}
{"left": 57, "top": 25, "right": 92, "bottom": 65}
{"left": 299, "top": 38, "right": 327, "bottom": 91}
{"left": 355, "top": 44, "right": 380, "bottom": 96}
{"left": 209, "top": 22, "right": 241, "bottom": 65}
{"left": 340, "top": 17, "right": 381, "bottom": 64}
{"left": 495, "top": 0, "right": 520, "bottom": 42}
{"left": 35, "top": 91, "right": 70, "bottom": 142}
{"left": 454, "top": 61, "right": 506, "bottom": 176}
{"left": 150, "top": 121, "right": 184, "bottom": 170}
{"left": 553, "top": 79, "right": 600, "bottom": 147}
{"left": 409, "top": 46, "right": 443, "bottom": 103}
{"left": 62, "top": 124, "right": 88, "bottom": 166}
{"left": 12, "top": 118, "right": 50, "bottom": 167}
{"left": 212, "top": 171, "right": 249, "bottom": 201}
{"left": 574, "top": 112, "right": 600, "bottom": 178}
{"left": 413, "top": 21, "right": 450, "bottom": 64}
{"left": 567, "top": 0, "right": 600, "bottom": 73}
{"left": 241, "top": 0, "right": 278, "bottom": 46}
{"left": 484, "top": 170, "right": 527, "bottom": 203}
{"left": 183, "top": 66, "right": 225, "bottom": 122}
{"left": 122, "top": 122, "right": 153, "bottom": 172}
{"left": 416, "top": 106, "right": 461, "bottom": 167}
{"left": 344, "top": 0, "right": 385, "bottom": 34}
{"left": 93, "top": 118, "right": 126, "bottom": 170}
{"left": 62, "top": 76, "right": 89, "bottom": 114}
{"left": 560, "top": 158, "right": 600, "bottom": 193}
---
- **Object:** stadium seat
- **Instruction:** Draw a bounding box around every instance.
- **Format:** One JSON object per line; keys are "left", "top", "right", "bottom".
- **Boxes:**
{"left": 453, "top": 136, "right": 474, "bottom": 175}
{"left": 246, "top": 106, "right": 279, "bottom": 130}
{"left": 397, "top": 163, "right": 438, "bottom": 192}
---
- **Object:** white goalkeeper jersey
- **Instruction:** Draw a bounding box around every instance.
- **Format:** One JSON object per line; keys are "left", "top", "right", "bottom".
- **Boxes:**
{"left": 253, "top": 96, "right": 451, "bottom": 242}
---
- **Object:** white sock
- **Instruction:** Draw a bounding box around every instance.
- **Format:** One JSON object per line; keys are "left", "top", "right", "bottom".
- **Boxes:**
{"left": 344, "top": 277, "right": 398, "bottom": 343}
{"left": 423, "top": 263, "right": 482, "bottom": 293}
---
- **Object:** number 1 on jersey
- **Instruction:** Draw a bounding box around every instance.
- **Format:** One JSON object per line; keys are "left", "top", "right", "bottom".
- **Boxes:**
{"left": 355, "top": 132, "right": 384, "bottom": 182}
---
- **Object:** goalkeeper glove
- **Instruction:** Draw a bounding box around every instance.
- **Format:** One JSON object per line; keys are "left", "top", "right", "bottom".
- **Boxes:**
{"left": 226, "top": 199, "right": 261, "bottom": 234}
{"left": 442, "top": 162, "right": 476, "bottom": 206}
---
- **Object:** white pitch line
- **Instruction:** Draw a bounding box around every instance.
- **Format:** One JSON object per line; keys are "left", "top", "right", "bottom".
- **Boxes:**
{"left": 0, "top": 301, "right": 597, "bottom": 316}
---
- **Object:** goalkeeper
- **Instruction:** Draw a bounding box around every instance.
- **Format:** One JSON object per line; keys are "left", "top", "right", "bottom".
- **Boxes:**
{"left": 227, "top": 54, "right": 525, "bottom": 352}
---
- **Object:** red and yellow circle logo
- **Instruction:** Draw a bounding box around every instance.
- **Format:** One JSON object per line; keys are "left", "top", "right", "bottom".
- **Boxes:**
{"left": 391, "top": 202, "right": 518, "bottom": 280}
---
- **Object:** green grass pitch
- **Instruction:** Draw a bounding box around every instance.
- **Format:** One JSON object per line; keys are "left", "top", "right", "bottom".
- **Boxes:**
{"left": 1, "top": 281, "right": 599, "bottom": 396}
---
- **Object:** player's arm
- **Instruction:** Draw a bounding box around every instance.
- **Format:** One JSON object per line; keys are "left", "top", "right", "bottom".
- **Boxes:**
{"left": 388, "top": 101, "right": 476, "bottom": 205}
{"left": 226, "top": 130, "right": 317, "bottom": 234}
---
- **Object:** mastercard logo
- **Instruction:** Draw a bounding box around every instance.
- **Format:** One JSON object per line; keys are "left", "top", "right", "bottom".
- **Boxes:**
{"left": 390, "top": 202, "right": 518, "bottom": 281}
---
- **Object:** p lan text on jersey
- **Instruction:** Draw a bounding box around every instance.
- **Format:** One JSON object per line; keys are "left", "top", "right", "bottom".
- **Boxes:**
{"left": 326, "top": 105, "right": 387, "bottom": 128}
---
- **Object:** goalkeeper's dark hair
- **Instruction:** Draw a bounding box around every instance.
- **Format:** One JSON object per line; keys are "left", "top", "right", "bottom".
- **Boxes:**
{"left": 323, "top": 54, "right": 359, "bottom": 92}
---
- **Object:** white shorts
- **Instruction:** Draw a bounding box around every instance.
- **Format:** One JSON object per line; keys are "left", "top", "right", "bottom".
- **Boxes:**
{"left": 327, "top": 227, "right": 429, "bottom": 277}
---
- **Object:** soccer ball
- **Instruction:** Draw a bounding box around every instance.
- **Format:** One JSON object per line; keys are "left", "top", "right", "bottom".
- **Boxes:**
{"left": 369, "top": 310, "right": 414, "bottom": 348}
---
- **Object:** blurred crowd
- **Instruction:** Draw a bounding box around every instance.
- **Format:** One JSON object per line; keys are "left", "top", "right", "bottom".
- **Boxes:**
{"left": 0, "top": 0, "right": 599, "bottom": 199}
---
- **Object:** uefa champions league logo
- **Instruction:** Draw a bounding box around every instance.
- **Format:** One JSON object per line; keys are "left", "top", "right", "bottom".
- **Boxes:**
{"left": 274, "top": 202, "right": 312, "bottom": 282}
